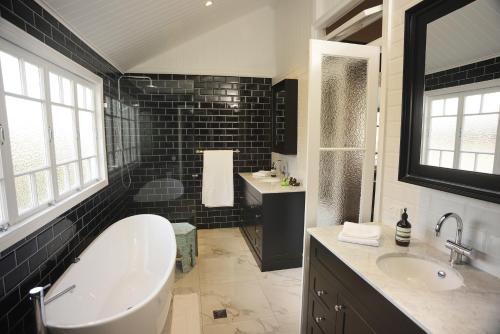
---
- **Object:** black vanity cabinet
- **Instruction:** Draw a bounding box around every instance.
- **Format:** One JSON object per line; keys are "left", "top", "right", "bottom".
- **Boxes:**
{"left": 272, "top": 79, "right": 298, "bottom": 155}
{"left": 240, "top": 178, "right": 305, "bottom": 271}
{"left": 306, "top": 237, "right": 424, "bottom": 334}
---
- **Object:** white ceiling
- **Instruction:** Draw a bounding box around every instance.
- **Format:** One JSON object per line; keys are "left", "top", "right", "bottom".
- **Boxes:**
{"left": 425, "top": 0, "right": 500, "bottom": 74}
{"left": 38, "top": 0, "right": 275, "bottom": 72}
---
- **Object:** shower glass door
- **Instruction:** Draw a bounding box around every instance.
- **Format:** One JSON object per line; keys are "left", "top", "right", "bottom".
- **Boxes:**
{"left": 305, "top": 40, "right": 380, "bottom": 227}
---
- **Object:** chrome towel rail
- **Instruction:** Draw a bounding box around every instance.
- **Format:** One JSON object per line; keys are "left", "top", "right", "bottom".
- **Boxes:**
{"left": 195, "top": 149, "right": 240, "bottom": 154}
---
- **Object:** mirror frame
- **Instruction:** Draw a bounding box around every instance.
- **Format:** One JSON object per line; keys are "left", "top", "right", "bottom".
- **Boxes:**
{"left": 399, "top": 0, "right": 500, "bottom": 204}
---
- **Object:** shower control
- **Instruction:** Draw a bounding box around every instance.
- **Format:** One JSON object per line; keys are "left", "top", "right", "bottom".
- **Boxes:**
{"left": 192, "top": 174, "right": 199, "bottom": 179}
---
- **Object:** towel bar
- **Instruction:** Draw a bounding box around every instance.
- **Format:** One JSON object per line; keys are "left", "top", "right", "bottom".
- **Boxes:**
{"left": 196, "top": 149, "right": 240, "bottom": 153}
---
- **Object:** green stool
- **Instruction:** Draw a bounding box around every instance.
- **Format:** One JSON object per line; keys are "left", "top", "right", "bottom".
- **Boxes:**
{"left": 172, "top": 223, "right": 197, "bottom": 273}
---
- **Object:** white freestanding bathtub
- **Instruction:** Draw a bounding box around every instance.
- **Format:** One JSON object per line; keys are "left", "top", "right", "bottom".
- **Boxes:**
{"left": 45, "top": 214, "right": 176, "bottom": 334}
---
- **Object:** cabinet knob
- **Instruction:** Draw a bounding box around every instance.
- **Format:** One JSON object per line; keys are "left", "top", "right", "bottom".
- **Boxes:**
{"left": 334, "top": 305, "right": 345, "bottom": 312}
{"left": 314, "top": 316, "right": 325, "bottom": 323}
{"left": 315, "top": 290, "right": 326, "bottom": 297}
{"left": 255, "top": 214, "right": 262, "bottom": 219}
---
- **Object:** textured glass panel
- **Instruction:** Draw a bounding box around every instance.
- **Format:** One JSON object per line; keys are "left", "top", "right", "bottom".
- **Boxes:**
{"left": 115, "top": 150, "right": 123, "bottom": 167}
{"left": 90, "top": 157, "right": 98, "bottom": 180}
{"left": 82, "top": 159, "right": 91, "bottom": 184}
{"left": 461, "top": 114, "right": 498, "bottom": 153}
{"left": 428, "top": 117, "right": 456, "bottom": 150}
{"left": 431, "top": 99, "right": 444, "bottom": 116}
{"left": 482, "top": 92, "right": 500, "bottom": 114}
{"left": 24, "top": 62, "right": 42, "bottom": 99}
{"left": 459, "top": 153, "right": 475, "bottom": 171}
{"left": 122, "top": 118, "right": 130, "bottom": 149}
{"left": 318, "top": 150, "right": 364, "bottom": 225}
{"left": 52, "top": 105, "right": 77, "bottom": 164}
{"left": 320, "top": 56, "right": 367, "bottom": 148}
{"left": 464, "top": 95, "right": 481, "bottom": 114}
{"left": 68, "top": 162, "right": 78, "bottom": 189}
{"left": 0, "top": 51, "right": 22, "bottom": 94}
{"left": 476, "top": 154, "right": 494, "bottom": 173}
{"left": 61, "top": 77, "right": 73, "bottom": 106}
{"left": 15, "top": 175, "right": 33, "bottom": 213}
{"left": 444, "top": 98, "right": 458, "bottom": 116}
{"left": 79, "top": 111, "right": 96, "bottom": 158}
{"left": 427, "top": 150, "right": 440, "bottom": 166}
{"left": 57, "top": 165, "right": 68, "bottom": 195}
{"left": 440, "top": 151, "right": 454, "bottom": 168}
{"left": 49, "top": 72, "right": 61, "bottom": 103}
{"left": 35, "top": 170, "right": 52, "bottom": 204}
{"left": 5, "top": 96, "right": 48, "bottom": 174}
{"left": 77, "top": 84, "right": 85, "bottom": 109}
{"left": 85, "top": 87, "right": 93, "bottom": 110}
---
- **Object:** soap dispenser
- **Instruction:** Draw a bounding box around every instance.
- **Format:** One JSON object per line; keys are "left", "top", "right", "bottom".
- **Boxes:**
{"left": 395, "top": 208, "right": 411, "bottom": 247}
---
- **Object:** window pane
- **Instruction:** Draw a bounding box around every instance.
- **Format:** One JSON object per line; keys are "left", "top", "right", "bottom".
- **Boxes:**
{"left": 428, "top": 117, "right": 456, "bottom": 150}
{"left": 482, "top": 92, "right": 500, "bottom": 114}
{"left": 49, "top": 72, "right": 60, "bottom": 103}
{"left": 0, "top": 51, "right": 22, "bottom": 94}
{"left": 90, "top": 157, "right": 98, "bottom": 179}
{"left": 77, "top": 84, "right": 84, "bottom": 109}
{"left": 52, "top": 105, "right": 77, "bottom": 164}
{"left": 35, "top": 170, "right": 52, "bottom": 204}
{"left": 15, "top": 175, "right": 33, "bottom": 214}
{"left": 5, "top": 96, "right": 49, "bottom": 174}
{"left": 57, "top": 162, "right": 79, "bottom": 195}
{"left": 431, "top": 99, "right": 444, "bottom": 116}
{"left": 79, "top": 110, "right": 96, "bottom": 158}
{"left": 464, "top": 94, "right": 481, "bottom": 114}
{"left": 476, "top": 154, "right": 494, "bottom": 173}
{"left": 85, "top": 87, "right": 93, "bottom": 110}
{"left": 461, "top": 114, "right": 498, "bottom": 154}
{"left": 82, "top": 158, "right": 98, "bottom": 184}
{"left": 61, "top": 77, "right": 73, "bottom": 105}
{"left": 24, "top": 62, "right": 42, "bottom": 99}
{"left": 440, "top": 151, "right": 454, "bottom": 168}
{"left": 459, "top": 153, "right": 475, "bottom": 171}
{"left": 0, "top": 181, "right": 6, "bottom": 222}
{"left": 444, "top": 98, "right": 458, "bottom": 116}
{"left": 427, "top": 150, "right": 440, "bottom": 166}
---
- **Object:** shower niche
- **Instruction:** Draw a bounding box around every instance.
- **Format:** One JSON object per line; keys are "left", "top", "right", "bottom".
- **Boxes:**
{"left": 272, "top": 79, "right": 298, "bottom": 155}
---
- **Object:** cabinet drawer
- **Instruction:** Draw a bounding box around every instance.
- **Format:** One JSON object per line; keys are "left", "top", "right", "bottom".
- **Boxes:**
{"left": 308, "top": 264, "right": 338, "bottom": 311}
{"left": 307, "top": 293, "right": 335, "bottom": 334}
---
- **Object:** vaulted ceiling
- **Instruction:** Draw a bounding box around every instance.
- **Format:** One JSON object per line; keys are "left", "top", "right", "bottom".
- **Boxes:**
{"left": 425, "top": 0, "right": 500, "bottom": 74}
{"left": 38, "top": 0, "right": 275, "bottom": 72}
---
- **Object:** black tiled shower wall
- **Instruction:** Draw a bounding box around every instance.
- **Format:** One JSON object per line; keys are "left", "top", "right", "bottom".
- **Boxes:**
{"left": 425, "top": 56, "right": 500, "bottom": 91}
{"left": 0, "top": 1, "right": 132, "bottom": 333}
{"left": 123, "top": 74, "right": 272, "bottom": 229}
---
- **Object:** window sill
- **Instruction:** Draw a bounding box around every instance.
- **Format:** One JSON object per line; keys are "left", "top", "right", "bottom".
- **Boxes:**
{"left": 0, "top": 178, "right": 108, "bottom": 253}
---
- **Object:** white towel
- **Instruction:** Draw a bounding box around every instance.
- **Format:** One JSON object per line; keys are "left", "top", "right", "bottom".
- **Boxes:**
{"left": 337, "top": 222, "right": 381, "bottom": 247}
{"left": 202, "top": 150, "right": 234, "bottom": 207}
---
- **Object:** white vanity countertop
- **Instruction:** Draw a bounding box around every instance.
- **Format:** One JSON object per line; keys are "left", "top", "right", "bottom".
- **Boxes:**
{"left": 307, "top": 225, "right": 500, "bottom": 334}
{"left": 238, "top": 172, "right": 305, "bottom": 194}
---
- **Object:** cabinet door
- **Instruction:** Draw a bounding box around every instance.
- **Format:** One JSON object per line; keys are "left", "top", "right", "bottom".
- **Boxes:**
{"left": 335, "top": 294, "right": 376, "bottom": 334}
{"left": 307, "top": 294, "right": 336, "bottom": 334}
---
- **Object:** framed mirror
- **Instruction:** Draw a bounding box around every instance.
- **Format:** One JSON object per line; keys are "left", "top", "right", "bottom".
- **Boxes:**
{"left": 399, "top": 0, "right": 500, "bottom": 203}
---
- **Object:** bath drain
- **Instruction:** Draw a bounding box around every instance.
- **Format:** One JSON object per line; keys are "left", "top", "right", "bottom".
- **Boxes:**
{"left": 213, "top": 309, "right": 227, "bottom": 319}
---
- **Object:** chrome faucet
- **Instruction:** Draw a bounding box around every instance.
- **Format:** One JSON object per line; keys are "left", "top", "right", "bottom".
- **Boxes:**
{"left": 435, "top": 213, "right": 473, "bottom": 265}
{"left": 30, "top": 284, "right": 50, "bottom": 334}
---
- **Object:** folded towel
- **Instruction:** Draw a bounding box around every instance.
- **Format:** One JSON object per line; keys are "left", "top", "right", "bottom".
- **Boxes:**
{"left": 341, "top": 222, "right": 381, "bottom": 240}
{"left": 337, "top": 233, "right": 380, "bottom": 247}
{"left": 252, "top": 170, "right": 271, "bottom": 177}
{"left": 202, "top": 150, "right": 234, "bottom": 207}
{"left": 337, "top": 222, "right": 381, "bottom": 247}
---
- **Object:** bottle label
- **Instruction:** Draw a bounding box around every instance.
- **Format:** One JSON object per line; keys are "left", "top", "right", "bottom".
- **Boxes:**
{"left": 396, "top": 226, "right": 411, "bottom": 242}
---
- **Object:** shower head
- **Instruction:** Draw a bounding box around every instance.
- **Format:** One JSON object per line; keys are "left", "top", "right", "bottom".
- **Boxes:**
{"left": 118, "top": 75, "right": 156, "bottom": 100}
{"left": 145, "top": 84, "right": 157, "bottom": 89}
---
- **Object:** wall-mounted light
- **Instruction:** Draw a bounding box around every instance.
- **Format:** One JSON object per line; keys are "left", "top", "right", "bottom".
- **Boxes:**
{"left": 205, "top": 1, "right": 213, "bottom": 7}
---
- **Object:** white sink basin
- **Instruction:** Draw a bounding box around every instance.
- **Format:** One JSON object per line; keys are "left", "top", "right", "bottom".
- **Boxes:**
{"left": 376, "top": 253, "right": 464, "bottom": 291}
{"left": 255, "top": 177, "right": 281, "bottom": 183}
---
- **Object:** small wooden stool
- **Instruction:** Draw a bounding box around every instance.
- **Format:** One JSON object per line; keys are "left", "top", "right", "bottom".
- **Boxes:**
{"left": 173, "top": 223, "right": 197, "bottom": 273}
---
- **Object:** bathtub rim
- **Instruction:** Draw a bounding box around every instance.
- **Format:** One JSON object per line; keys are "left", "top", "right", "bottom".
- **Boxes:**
{"left": 45, "top": 214, "right": 177, "bottom": 330}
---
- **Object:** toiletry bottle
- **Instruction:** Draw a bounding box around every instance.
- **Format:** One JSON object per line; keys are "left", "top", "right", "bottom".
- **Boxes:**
{"left": 395, "top": 208, "right": 411, "bottom": 247}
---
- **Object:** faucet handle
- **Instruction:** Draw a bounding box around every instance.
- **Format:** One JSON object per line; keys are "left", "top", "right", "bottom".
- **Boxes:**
{"left": 445, "top": 240, "right": 473, "bottom": 264}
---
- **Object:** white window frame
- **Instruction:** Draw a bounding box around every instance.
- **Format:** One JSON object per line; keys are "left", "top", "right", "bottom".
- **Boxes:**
{"left": 422, "top": 78, "right": 500, "bottom": 173}
{"left": 0, "top": 19, "right": 108, "bottom": 252}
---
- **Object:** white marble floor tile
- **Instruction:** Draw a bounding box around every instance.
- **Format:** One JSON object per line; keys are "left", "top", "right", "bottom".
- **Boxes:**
{"left": 202, "top": 316, "right": 280, "bottom": 334}
{"left": 200, "top": 281, "right": 273, "bottom": 326}
{"left": 197, "top": 227, "right": 242, "bottom": 240}
{"left": 198, "top": 236, "right": 249, "bottom": 258}
{"left": 274, "top": 315, "right": 301, "bottom": 334}
{"left": 199, "top": 252, "right": 260, "bottom": 287}
{"left": 174, "top": 264, "right": 200, "bottom": 295}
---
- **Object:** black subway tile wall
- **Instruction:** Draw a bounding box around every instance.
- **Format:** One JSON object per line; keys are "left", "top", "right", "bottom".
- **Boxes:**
{"left": 0, "top": 1, "right": 132, "bottom": 333}
{"left": 123, "top": 74, "right": 272, "bottom": 229}
{"left": 425, "top": 56, "right": 500, "bottom": 91}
